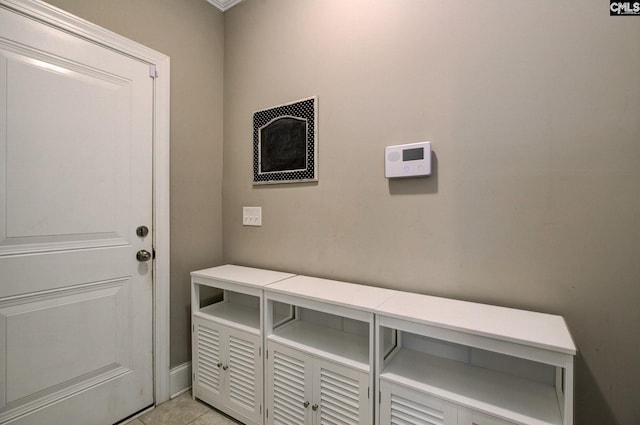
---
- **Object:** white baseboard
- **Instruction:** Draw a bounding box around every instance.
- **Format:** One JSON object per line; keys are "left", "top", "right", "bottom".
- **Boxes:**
{"left": 169, "top": 361, "right": 192, "bottom": 398}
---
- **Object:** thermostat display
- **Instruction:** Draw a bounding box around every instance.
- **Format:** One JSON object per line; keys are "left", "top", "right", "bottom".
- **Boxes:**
{"left": 385, "top": 141, "right": 431, "bottom": 178}
{"left": 403, "top": 147, "right": 424, "bottom": 161}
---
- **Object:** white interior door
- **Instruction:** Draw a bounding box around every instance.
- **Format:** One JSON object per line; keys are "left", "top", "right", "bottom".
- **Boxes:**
{"left": 0, "top": 5, "right": 154, "bottom": 424}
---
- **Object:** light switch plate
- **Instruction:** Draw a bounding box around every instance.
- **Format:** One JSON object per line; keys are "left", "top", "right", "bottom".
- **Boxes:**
{"left": 242, "top": 207, "right": 262, "bottom": 226}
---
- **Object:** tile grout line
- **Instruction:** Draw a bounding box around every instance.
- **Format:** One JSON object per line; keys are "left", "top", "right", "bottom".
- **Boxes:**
{"left": 185, "top": 410, "right": 207, "bottom": 425}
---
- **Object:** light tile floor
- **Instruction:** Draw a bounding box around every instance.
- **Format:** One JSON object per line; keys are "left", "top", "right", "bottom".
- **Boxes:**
{"left": 125, "top": 392, "right": 240, "bottom": 425}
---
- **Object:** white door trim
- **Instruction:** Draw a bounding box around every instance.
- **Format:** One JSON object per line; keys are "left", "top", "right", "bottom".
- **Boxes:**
{"left": 0, "top": 0, "right": 172, "bottom": 405}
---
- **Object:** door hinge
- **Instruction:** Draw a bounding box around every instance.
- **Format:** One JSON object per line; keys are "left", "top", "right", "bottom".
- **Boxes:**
{"left": 379, "top": 391, "right": 382, "bottom": 403}
{"left": 266, "top": 408, "right": 269, "bottom": 418}
{"left": 266, "top": 350, "right": 268, "bottom": 359}
{"left": 149, "top": 64, "right": 158, "bottom": 78}
{"left": 259, "top": 347, "right": 262, "bottom": 357}
{"left": 192, "top": 324, "right": 195, "bottom": 333}
{"left": 368, "top": 387, "right": 370, "bottom": 399}
{"left": 260, "top": 405, "right": 262, "bottom": 414}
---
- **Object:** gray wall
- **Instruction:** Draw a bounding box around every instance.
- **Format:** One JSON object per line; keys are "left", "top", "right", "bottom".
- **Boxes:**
{"left": 223, "top": 1, "right": 640, "bottom": 424}
{"left": 44, "top": 0, "right": 225, "bottom": 367}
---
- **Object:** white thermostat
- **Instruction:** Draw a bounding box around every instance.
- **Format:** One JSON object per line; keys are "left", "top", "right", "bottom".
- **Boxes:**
{"left": 385, "top": 141, "right": 431, "bottom": 178}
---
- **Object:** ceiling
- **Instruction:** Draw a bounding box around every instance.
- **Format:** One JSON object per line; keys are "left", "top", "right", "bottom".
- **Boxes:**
{"left": 205, "top": 0, "right": 244, "bottom": 12}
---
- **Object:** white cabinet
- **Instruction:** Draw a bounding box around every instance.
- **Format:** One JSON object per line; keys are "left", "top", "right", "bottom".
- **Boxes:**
{"left": 380, "top": 380, "right": 458, "bottom": 425}
{"left": 191, "top": 266, "right": 576, "bottom": 425}
{"left": 264, "top": 275, "right": 397, "bottom": 425}
{"left": 375, "top": 292, "right": 576, "bottom": 425}
{"left": 380, "top": 379, "right": 519, "bottom": 425}
{"left": 191, "top": 265, "right": 295, "bottom": 425}
{"left": 193, "top": 316, "right": 261, "bottom": 422}
{"left": 266, "top": 340, "right": 369, "bottom": 425}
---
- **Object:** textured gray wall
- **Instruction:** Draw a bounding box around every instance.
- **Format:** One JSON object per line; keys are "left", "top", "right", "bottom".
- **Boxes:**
{"left": 223, "top": 1, "right": 640, "bottom": 424}
{"left": 44, "top": 0, "right": 225, "bottom": 368}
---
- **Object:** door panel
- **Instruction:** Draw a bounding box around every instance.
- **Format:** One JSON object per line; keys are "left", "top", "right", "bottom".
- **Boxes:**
{"left": 228, "top": 331, "right": 262, "bottom": 422}
{"left": 193, "top": 318, "right": 224, "bottom": 401}
{"left": 193, "top": 320, "right": 262, "bottom": 425}
{"left": 1, "top": 281, "right": 129, "bottom": 404}
{"left": 0, "top": 4, "right": 153, "bottom": 424}
{"left": 0, "top": 26, "right": 139, "bottom": 259}
{"left": 267, "top": 341, "right": 312, "bottom": 425}
{"left": 380, "top": 380, "right": 458, "bottom": 425}
{"left": 5, "top": 55, "right": 125, "bottom": 239}
{"left": 314, "top": 358, "right": 369, "bottom": 425}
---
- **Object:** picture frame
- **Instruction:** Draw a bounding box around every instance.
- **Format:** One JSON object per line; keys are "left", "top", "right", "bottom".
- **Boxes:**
{"left": 253, "top": 96, "right": 318, "bottom": 184}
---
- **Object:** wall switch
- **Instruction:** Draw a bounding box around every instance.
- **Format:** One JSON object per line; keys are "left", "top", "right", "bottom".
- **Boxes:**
{"left": 242, "top": 207, "right": 262, "bottom": 226}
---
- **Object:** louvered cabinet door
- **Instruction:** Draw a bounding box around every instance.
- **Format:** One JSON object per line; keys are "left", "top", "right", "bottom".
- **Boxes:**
{"left": 379, "top": 380, "right": 458, "bottom": 425}
{"left": 192, "top": 317, "right": 225, "bottom": 405}
{"left": 226, "top": 329, "right": 263, "bottom": 424}
{"left": 457, "top": 408, "right": 518, "bottom": 425}
{"left": 266, "top": 341, "right": 313, "bottom": 425}
{"left": 313, "top": 358, "right": 370, "bottom": 425}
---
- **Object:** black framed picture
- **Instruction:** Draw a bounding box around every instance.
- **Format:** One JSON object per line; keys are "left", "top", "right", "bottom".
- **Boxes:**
{"left": 253, "top": 97, "right": 317, "bottom": 184}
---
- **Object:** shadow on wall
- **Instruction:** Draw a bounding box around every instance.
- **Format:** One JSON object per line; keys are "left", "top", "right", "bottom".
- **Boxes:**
{"left": 388, "top": 152, "right": 438, "bottom": 195}
{"left": 576, "top": 353, "right": 620, "bottom": 425}
{"left": 255, "top": 181, "right": 319, "bottom": 190}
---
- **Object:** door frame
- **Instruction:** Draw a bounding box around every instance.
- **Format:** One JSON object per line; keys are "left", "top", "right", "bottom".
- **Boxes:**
{"left": 0, "top": 0, "right": 172, "bottom": 405}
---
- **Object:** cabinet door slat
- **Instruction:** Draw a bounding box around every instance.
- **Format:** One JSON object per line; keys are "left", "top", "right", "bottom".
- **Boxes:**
{"left": 272, "top": 350, "right": 307, "bottom": 425}
{"left": 196, "top": 324, "right": 222, "bottom": 392}
{"left": 319, "top": 366, "right": 361, "bottom": 425}
{"left": 228, "top": 335, "right": 258, "bottom": 411}
{"left": 391, "top": 394, "right": 445, "bottom": 423}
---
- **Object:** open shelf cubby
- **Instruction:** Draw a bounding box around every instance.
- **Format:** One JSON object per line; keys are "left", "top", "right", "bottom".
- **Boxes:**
{"left": 375, "top": 292, "right": 576, "bottom": 425}
{"left": 264, "top": 274, "right": 397, "bottom": 372}
{"left": 271, "top": 307, "right": 370, "bottom": 371}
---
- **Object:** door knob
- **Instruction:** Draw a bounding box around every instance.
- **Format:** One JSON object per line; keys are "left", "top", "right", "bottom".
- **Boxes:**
{"left": 311, "top": 404, "right": 318, "bottom": 411}
{"left": 136, "top": 250, "right": 152, "bottom": 262}
{"left": 303, "top": 401, "right": 310, "bottom": 408}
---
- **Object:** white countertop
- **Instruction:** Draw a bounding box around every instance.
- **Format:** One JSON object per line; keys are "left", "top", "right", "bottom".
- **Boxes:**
{"left": 265, "top": 275, "right": 397, "bottom": 312}
{"left": 191, "top": 264, "right": 295, "bottom": 288}
{"left": 377, "top": 292, "right": 576, "bottom": 354}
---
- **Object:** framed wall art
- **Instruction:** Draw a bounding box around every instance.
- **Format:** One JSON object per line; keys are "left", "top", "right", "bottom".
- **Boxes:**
{"left": 253, "top": 96, "right": 317, "bottom": 184}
